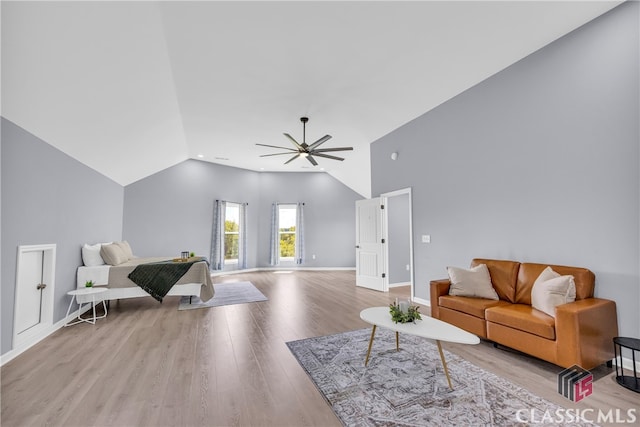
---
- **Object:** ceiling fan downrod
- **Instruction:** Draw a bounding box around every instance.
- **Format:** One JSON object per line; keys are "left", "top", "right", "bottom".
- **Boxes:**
{"left": 301, "top": 117, "right": 308, "bottom": 145}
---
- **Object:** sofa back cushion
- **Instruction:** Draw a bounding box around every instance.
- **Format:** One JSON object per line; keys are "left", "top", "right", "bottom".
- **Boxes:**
{"left": 516, "top": 262, "right": 595, "bottom": 304}
{"left": 470, "top": 259, "right": 519, "bottom": 303}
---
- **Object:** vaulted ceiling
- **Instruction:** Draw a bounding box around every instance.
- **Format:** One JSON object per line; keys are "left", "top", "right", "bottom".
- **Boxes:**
{"left": 1, "top": 1, "right": 621, "bottom": 197}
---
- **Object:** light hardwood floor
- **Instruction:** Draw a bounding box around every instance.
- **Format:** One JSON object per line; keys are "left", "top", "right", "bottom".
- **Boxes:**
{"left": 1, "top": 271, "right": 637, "bottom": 426}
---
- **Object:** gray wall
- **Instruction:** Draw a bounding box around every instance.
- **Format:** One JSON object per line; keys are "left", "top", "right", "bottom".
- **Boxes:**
{"left": 123, "top": 160, "right": 261, "bottom": 264}
{"left": 387, "top": 193, "right": 411, "bottom": 284}
{"left": 1, "top": 118, "right": 124, "bottom": 355}
{"left": 255, "top": 171, "right": 361, "bottom": 268}
{"left": 371, "top": 2, "right": 639, "bottom": 338}
{"left": 1, "top": 124, "right": 360, "bottom": 358}
{"left": 123, "top": 160, "right": 361, "bottom": 269}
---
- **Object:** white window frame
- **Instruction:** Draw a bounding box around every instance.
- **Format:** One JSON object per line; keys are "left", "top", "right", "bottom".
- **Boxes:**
{"left": 278, "top": 204, "right": 297, "bottom": 262}
{"left": 224, "top": 202, "right": 241, "bottom": 265}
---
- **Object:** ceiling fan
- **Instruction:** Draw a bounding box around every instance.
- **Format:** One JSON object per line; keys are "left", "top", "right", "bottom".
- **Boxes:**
{"left": 257, "top": 117, "right": 353, "bottom": 166}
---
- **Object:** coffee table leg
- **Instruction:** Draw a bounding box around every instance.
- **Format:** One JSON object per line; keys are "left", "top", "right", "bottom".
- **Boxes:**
{"left": 436, "top": 340, "right": 453, "bottom": 390}
{"left": 365, "top": 325, "right": 377, "bottom": 366}
{"left": 396, "top": 332, "right": 399, "bottom": 351}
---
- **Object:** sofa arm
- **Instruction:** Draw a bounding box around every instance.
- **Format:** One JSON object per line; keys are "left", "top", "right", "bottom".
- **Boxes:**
{"left": 555, "top": 298, "right": 618, "bottom": 369}
{"left": 429, "top": 279, "right": 451, "bottom": 319}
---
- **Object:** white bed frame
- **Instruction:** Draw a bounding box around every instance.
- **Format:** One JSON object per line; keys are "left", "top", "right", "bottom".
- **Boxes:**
{"left": 95, "top": 282, "right": 202, "bottom": 300}
{"left": 77, "top": 265, "right": 202, "bottom": 300}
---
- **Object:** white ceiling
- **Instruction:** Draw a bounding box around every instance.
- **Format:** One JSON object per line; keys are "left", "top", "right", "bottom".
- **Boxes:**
{"left": 2, "top": 1, "right": 621, "bottom": 197}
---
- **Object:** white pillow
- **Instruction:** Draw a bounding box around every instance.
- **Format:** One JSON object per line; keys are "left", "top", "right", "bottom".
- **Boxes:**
{"left": 447, "top": 264, "right": 499, "bottom": 300}
{"left": 531, "top": 267, "right": 576, "bottom": 317}
{"left": 82, "top": 243, "right": 105, "bottom": 266}
{"left": 534, "top": 265, "right": 560, "bottom": 284}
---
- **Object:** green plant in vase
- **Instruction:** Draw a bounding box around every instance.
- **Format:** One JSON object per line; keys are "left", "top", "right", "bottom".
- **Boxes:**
{"left": 189, "top": 252, "right": 195, "bottom": 258}
{"left": 85, "top": 280, "right": 94, "bottom": 288}
{"left": 389, "top": 301, "right": 422, "bottom": 324}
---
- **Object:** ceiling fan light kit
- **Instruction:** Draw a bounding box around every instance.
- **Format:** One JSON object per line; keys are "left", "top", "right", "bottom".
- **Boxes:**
{"left": 257, "top": 117, "right": 353, "bottom": 166}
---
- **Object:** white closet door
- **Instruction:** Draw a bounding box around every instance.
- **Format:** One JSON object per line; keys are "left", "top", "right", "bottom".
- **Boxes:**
{"left": 15, "top": 250, "right": 44, "bottom": 336}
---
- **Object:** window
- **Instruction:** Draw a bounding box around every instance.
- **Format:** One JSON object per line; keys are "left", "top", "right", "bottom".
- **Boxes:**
{"left": 211, "top": 200, "right": 247, "bottom": 271}
{"left": 224, "top": 202, "right": 240, "bottom": 263}
{"left": 270, "top": 202, "right": 304, "bottom": 266}
{"left": 278, "top": 204, "right": 297, "bottom": 260}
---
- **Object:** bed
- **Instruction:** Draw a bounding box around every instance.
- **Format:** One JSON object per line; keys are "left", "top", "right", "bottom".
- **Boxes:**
{"left": 77, "top": 256, "right": 215, "bottom": 302}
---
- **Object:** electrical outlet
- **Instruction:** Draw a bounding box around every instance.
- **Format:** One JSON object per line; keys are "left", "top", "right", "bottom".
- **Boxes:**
{"left": 406, "top": 264, "right": 410, "bottom": 271}
{"left": 422, "top": 235, "right": 431, "bottom": 243}
{"left": 312, "top": 254, "right": 316, "bottom": 260}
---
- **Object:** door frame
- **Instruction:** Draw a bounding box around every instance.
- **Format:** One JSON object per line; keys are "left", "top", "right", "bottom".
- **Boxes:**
{"left": 13, "top": 244, "right": 56, "bottom": 350}
{"left": 380, "top": 188, "right": 414, "bottom": 300}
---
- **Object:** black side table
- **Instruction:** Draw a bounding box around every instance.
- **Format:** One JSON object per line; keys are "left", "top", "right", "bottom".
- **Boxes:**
{"left": 613, "top": 337, "right": 640, "bottom": 393}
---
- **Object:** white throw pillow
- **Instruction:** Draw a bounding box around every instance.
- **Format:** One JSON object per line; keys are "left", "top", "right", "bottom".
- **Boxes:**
{"left": 447, "top": 264, "right": 499, "bottom": 300}
{"left": 531, "top": 267, "right": 576, "bottom": 317}
{"left": 534, "top": 265, "right": 560, "bottom": 284}
{"left": 82, "top": 243, "right": 105, "bottom": 266}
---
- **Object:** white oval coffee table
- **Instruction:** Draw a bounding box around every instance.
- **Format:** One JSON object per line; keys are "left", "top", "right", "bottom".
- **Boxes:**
{"left": 360, "top": 306, "right": 480, "bottom": 390}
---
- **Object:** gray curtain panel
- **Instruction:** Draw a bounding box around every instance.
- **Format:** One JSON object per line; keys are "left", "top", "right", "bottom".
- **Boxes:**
{"left": 238, "top": 202, "right": 248, "bottom": 269}
{"left": 269, "top": 203, "right": 280, "bottom": 266}
{"left": 295, "top": 202, "right": 305, "bottom": 265}
{"left": 210, "top": 200, "right": 226, "bottom": 271}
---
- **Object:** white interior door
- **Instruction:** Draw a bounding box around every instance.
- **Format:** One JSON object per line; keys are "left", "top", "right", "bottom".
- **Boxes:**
{"left": 356, "top": 198, "right": 386, "bottom": 291}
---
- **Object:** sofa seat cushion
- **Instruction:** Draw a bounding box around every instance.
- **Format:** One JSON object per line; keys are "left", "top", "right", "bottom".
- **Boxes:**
{"left": 439, "top": 295, "right": 509, "bottom": 319}
{"left": 485, "top": 304, "right": 556, "bottom": 340}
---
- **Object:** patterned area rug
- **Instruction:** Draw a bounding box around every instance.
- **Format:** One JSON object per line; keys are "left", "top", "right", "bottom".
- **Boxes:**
{"left": 287, "top": 328, "right": 591, "bottom": 427}
{"left": 178, "top": 281, "right": 267, "bottom": 310}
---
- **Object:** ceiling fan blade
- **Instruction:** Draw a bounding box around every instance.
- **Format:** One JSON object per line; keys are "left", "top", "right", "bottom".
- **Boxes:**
{"left": 259, "top": 152, "right": 300, "bottom": 157}
{"left": 284, "top": 133, "right": 304, "bottom": 150}
{"left": 313, "top": 153, "right": 344, "bottom": 161}
{"left": 307, "top": 134, "right": 332, "bottom": 150}
{"left": 306, "top": 155, "right": 318, "bottom": 166}
{"left": 284, "top": 154, "right": 301, "bottom": 164}
{"left": 256, "top": 143, "right": 298, "bottom": 152}
{"left": 312, "top": 146, "right": 354, "bottom": 153}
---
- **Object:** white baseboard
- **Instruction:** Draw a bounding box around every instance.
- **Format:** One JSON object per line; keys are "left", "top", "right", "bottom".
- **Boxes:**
{"left": 412, "top": 296, "right": 430, "bottom": 308}
{"left": 1, "top": 304, "right": 93, "bottom": 367}
{"left": 212, "top": 266, "right": 355, "bottom": 276}
{"left": 389, "top": 281, "right": 411, "bottom": 288}
{"left": 613, "top": 354, "right": 640, "bottom": 373}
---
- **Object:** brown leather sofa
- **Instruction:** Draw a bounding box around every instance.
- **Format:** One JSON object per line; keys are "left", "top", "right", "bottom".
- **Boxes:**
{"left": 430, "top": 258, "right": 618, "bottom": 370}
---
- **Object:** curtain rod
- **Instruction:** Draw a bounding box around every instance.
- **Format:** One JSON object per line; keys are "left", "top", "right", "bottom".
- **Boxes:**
{"left": 215, "top": 199, "right": 248, "bottom": 205}
{"left": 275, "top": 202, "right": 305, "bottom": 206}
